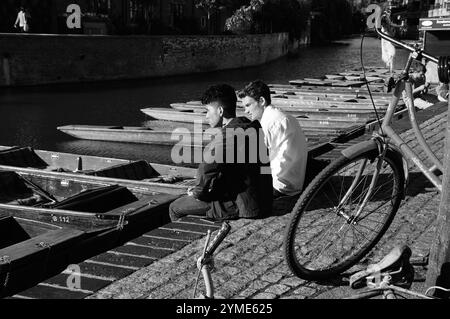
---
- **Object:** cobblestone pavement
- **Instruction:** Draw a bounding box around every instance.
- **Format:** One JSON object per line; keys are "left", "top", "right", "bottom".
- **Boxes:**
{"left": 89, "top": 109, "right": 448, "bottom": 300}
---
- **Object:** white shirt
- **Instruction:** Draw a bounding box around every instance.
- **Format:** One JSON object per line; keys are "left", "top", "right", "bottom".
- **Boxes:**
{"left": 260, "top": 105, "right": 308, "bottom": 196}
{"left": 15, "top": 11, "right": 27, "bottom": 27}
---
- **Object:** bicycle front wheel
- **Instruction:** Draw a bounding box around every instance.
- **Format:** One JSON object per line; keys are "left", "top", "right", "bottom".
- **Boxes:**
{"left": 284, "top": 149, "right": 404, "bottom": 280}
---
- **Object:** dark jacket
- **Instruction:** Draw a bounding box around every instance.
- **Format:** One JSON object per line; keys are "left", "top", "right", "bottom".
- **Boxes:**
{"left": 192, "top": 117, "right": 272, "bottom": 220}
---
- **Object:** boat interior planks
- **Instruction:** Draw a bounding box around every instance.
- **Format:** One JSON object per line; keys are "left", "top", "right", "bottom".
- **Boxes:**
{"left": 0, "top": 146, "right": 197, "bottom": 195}
{"left": 0, "top": 168, "right": 181, "bottom": 297}
{"left": 0, "top": 218, "right": 89, "bottom": 297}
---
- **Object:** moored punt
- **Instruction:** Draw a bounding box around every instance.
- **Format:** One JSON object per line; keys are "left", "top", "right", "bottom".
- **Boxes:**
{"left": 57, "top": 125, "right": 214, "bottom": 148}
{"left": 0, "top": 146, "right": 197, "bottom": 195}
{"left": 170, "top": 102, "right": 385, "bottom": 121}
{"left": 269, "top": 94, "right": 391, "bottom": 105}
{"left": 288, "top": 79, "right": 384, "bottom": 87}
{"left": 140, "top": 108, "right": 370, "bottom": 130}
{"left": 271, "top": 96, "right": 389, "bottom": 108}
{"left": 57, "top": 124, "right": 340, "bottom": 151}
{"left": 0, "top": 214, "right": 92, "bottom": 298}
{"left": 324, "top": 74, "right": 345, "bottom": 80}
{"left": 268, "top": 85, "right": 392, "bottom": 98}
{"left": 183, "top": 94, "right": 390, "bottom": 107}
{"left": 177, "top": 101, "right": 386, "bottom": 113}
{"left": 0, "top": 169, "right": 179, "bottom": 297}
{"left": 269, "top": 88, "right": 392, "bottom": 101}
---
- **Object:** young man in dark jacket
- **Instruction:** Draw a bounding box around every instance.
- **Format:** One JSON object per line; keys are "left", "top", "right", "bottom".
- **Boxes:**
{"left": 169, "top": 84, "right": 272, "bottom": 221}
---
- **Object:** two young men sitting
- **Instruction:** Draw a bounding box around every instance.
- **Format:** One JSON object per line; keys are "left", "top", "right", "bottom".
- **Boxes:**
{"left": 169, "top": 81, "right": 308, "bottom": 222}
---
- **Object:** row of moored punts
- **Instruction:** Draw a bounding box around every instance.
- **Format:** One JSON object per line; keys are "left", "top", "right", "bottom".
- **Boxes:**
{"left": 58, "top": 67, "right": 406, "bottom": 150}
{"left": 0, "top": 145, "right": 197, "bottom": 297}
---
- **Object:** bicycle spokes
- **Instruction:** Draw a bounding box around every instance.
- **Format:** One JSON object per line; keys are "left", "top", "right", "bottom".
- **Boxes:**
{"left": 292, "top": 155, "right": 400, "bottom": 272}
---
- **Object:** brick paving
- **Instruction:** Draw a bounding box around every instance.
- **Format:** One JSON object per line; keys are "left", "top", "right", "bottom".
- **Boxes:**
{"left": 87, "top": 103, "right": 448, "bottom": 300}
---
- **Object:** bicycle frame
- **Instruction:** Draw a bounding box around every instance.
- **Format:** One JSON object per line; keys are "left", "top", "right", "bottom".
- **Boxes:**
{"left": 335, "top": 27, "right": 443, "bottom": 221}
{"left": 375, "top": 27, "right": 442, "bottom": 192}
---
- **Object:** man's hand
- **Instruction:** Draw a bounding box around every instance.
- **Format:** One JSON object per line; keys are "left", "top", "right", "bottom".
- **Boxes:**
{"left": 187, "top": 187, "right": 194, "bottom": 196}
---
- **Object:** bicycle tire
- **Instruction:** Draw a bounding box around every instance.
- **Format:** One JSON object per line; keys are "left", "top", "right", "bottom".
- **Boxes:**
{"left": 284, "top": 149, "right": 404, "bottom": 281}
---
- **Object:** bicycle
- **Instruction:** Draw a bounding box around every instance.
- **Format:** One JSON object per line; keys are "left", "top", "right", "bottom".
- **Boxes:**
{"left": 284, "top": 11, "right": 450, "bottom": 281}
{"left": 192, "top": 222, "right": 231, "bottom": 299}
{"left": 346, "top": 245, "right": 449, "bottom": 299}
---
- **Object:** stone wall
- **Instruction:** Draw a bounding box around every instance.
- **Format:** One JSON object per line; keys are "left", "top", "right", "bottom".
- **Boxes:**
{"left": 0, "top": 33, "right": 289, "bottom": 86}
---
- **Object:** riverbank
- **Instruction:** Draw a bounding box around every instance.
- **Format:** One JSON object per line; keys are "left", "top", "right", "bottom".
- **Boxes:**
{"left": 0, "top": 32, "right": 288, "bottom": 87}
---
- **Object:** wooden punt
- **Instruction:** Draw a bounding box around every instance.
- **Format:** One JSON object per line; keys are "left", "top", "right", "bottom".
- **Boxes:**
{"left": 140, "top": 108, "right": 370, "bottom": 130}
{"left": 177, "top": 100, "right": 387, "bottom": 113}
{"left": 0, "top": 169, "right": 180, "bottom": 297}
{"left": 269, "top": 85, "right": 390, "bottom": 97}
{"left": 170, "top": 102, "right": 384, "bottom": 121}
{"left": 270, "top": 94, "right": 391, "bottom": 106}
{"left": 270, "top": 96, "right": 389, "bottom": 107}
{"left": 325, "top": 75, "right": 345, "bottom": 80}
{"left": 185, "top": 94, "right": 390, "bottom": 107}
{"left": 58, "top": 125, "right": 215, "bottom": 148}
{"left": 0, "top": 146, "right": 197, "bottom": 195}
{"left": 57, "top": 125, "right": 344, "bottom": 153}
{"left": 289, "top": 79, "right": 372, "bottom": 87}
{"left": 269, "top": 88, "right": 392, "bottom": 101}
{"left": 303, "top": 76, "right": 385, "bottom": 85}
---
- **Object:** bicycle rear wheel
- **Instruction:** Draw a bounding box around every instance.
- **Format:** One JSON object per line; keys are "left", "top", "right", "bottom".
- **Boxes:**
{"left": 284, "top": 149, "right": 404, "bottom": 280}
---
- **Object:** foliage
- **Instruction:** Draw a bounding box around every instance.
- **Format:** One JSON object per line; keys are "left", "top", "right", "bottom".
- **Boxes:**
{"left": 225, "top": 0, "right": 310, "bottom": 38}
{"left": 224, "top": 0, "right": 265, "bottom": 34}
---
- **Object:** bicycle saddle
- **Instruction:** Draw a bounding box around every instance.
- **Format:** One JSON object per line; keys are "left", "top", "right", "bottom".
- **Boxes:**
{"left": 349, "top": 245, "right": 414, "bottom": 289}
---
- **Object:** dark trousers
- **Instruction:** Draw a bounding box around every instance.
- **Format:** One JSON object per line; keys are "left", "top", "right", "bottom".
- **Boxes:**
{"left": 169, "top": 195, "right": 211, "bottom": 222}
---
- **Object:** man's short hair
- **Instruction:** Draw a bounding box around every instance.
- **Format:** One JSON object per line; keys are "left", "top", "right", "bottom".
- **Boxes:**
{"left": 201, "top": 84, "right": 237, "bottom": 118}
{"left": 239, "top": 80, "right": 272, "bottom": 106}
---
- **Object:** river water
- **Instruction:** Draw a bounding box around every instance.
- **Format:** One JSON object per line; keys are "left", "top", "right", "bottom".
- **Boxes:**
{"left": 0, "top": 36, "right": 409, "bottom": 165}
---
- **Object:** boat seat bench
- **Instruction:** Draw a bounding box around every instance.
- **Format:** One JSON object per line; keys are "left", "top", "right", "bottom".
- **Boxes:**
{"left": 49, "top": 185, "right": 138, "bottom": 213}
{"left": 87, "top": 160, "right": 159, "bottom": 180}
{"left": 0, "top": 147, "right": 48, "bottom": 169}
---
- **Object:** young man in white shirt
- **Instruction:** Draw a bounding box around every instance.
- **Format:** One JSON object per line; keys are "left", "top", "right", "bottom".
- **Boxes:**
{"left": 239, "top": 80, "right": 308, "bottom": 199}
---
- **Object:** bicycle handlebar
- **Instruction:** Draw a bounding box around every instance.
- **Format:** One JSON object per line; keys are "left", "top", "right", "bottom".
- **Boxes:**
{"left": 205, "top": 222, "right": 231, "bottom": 257}
{"left": 374, "top": 14, "right": 438, "bottom": 64}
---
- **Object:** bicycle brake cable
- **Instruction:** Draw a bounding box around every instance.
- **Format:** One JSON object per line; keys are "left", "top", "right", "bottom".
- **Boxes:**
{"left": 360, "top": 32, "right": 387, "bottom": 145}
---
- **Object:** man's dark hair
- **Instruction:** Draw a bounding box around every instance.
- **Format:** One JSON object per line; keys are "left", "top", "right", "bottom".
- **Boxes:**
{"left": 238, "top": 80, "right": 272, "bottom": 106}
{"left": 201, "top": 84, "right": 237, "bottom": 118}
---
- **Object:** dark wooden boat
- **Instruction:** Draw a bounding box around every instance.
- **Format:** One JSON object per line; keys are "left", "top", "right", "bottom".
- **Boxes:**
{"left": 0, "top": 169, "right": 180, "bottom": 297}
{"left": 0, "top": 146, "right": 197, "bottom": 196}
